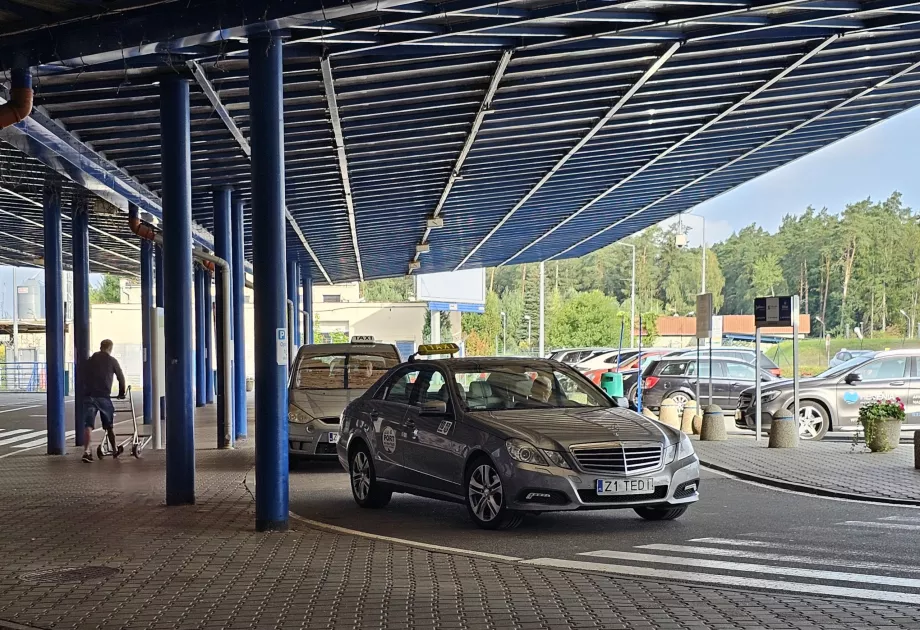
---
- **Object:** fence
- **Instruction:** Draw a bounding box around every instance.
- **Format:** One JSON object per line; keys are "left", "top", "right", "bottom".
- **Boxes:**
{"left": 0, "top": 362, "right": 78, "bottom": 393}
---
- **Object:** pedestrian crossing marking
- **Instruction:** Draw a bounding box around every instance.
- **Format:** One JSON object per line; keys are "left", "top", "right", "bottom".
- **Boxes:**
{"left": 578, "top": 550, "right": 920, "bottom": 589}
{"left": 0, "top": 429, "right": 77, "bottom": 448}
{"left": 841, "top": 520, "right": 920, "bottom": 531}
{"left": 0, "top": 431, "right": 46, "bottom": 446}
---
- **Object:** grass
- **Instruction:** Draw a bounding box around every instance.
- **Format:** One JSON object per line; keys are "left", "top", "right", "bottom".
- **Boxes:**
{"left": 767, "top": 337, "right": 920, "bottom": 371}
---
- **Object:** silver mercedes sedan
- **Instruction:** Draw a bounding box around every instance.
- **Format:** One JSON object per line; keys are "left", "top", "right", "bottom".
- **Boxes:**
{"left": 337, "top": 352, "right": 699, "bottom": 530}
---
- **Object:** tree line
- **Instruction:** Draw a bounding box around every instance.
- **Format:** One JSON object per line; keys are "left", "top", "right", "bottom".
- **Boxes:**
{"left": 362, "top": 191, "right": 916, "bottom": 351}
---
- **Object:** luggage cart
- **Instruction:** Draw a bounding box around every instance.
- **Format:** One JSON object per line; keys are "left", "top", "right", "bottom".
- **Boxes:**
{"left": 96, "top": 386, "right": 152, "bottom": 459}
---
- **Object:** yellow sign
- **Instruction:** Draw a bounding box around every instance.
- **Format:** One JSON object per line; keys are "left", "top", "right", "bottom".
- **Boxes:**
{"left": 416, "top": 343, "right": 459, "bottom": 356}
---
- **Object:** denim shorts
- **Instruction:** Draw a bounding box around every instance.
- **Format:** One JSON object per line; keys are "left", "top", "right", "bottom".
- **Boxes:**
{"left": 83, "top": 397, "right": 115, "bottom": 430}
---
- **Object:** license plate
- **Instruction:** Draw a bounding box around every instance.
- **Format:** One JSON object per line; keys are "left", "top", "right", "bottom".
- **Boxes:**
{"left": 327, "top": 432, "right": 340, "bottom": 444}
{"left": 596, "top": 478, "right": 654, "bottom": 495}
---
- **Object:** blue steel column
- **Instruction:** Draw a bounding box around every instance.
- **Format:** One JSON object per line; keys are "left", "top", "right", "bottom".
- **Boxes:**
{"left": 205, "top": 271, "right": 214, "bottom": 405}
{"left": 287, "top": 260, "right": 300, "bottom": 347}
{"left": 137, "top": 209, "right": 154, "bottom": 425}
{"left": 213, "top": 186, "right": 233, "bottom": 449}
{"left": 43, "top": 174, "right": 65, "bottom": 455}
{"left": 71, "top": 194, "right": 90, "bottom": 444}
{"left": 161, "top": 76, "right": 195, "bottom": 505}
{"left": 250, "top": 33, "right": 289, "bottom": 531}
{"left": 230, "top": 193, "right": 247, "bottom": 441}
{"left": 155, "top": 244, "right": 165, "bottom": 427}
{"left": 195, "top": 268, "right": 206, "bottom": 408}
{"left": 301, "top": 268, "right": 313, "bottom": 345}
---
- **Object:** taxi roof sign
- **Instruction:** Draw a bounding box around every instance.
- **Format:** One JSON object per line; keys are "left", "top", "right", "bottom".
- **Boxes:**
{"left": 350, "top": 335, "right": 375, "bottom": 344}
{"left": 412, "top": 343, "right": 460, "bottom": 359}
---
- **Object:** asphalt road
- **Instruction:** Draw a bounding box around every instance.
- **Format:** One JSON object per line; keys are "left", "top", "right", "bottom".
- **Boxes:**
{"left": 289, "top": 458, "right": 920, "bottom": 604}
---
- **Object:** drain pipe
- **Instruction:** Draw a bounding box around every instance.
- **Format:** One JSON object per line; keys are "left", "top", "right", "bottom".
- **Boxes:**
{"left": 129, "top": 211, "right": 234, "bottom": 448}
{"left": 0, "top": 69, "right": 33, "bottom": 129}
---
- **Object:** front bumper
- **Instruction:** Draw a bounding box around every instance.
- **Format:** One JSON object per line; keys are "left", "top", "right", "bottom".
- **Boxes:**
{"left": 288, "top": 421, "right": 340, "bottom": 458}
{"left": 502, "top": 456, "right": 700, "bottom": 512}
{"left": 736, "top": 398, "right": 787, "bottom": 431}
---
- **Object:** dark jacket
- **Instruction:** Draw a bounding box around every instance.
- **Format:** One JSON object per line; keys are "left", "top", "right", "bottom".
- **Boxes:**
{"left": 84, "top": 351, "right": 126, "bottom": 398}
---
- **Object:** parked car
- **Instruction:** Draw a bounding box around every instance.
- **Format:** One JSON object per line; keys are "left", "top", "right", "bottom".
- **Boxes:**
{"left": 640, "top": 356, "right": 776, "bottom": 414}
{"left": 829, "top": 349, "right": 876, "bottom": 368}
{"left": 548, "top": 348, "right": 615, "bottom": 365}
{"left": 338, "top": 347, "right": 700, "bottom": 529}
{"left": 584, "top": 349, "right": 672, "bottom": 387}
{"left": 668, "top": 347, "right": 782, "bottom": 377}
{"left": 737, "top": 349, "right": 920, "bottom": 440}
{"left": 576, "top": 348, "right": 641, "bottom": 373}
{"left": 288, "top": 338, "right": 401, "bottom": 461}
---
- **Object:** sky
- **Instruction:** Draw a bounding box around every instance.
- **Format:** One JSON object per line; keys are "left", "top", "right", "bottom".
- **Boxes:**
{"left": 671, "top": 105, "right": 920, "bottom": 247}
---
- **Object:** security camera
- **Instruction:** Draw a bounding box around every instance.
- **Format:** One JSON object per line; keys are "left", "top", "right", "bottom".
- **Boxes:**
{"left": 675, "top": 233, "right": 689, "bottom": 249}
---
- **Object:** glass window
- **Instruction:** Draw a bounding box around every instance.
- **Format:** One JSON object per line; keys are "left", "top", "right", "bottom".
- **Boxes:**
{"left": 912, "top": 357, "right": 920, "bottom": 378}
{"left": 659, "top": 361, "right": 690, "bottom": 376}
{"left": 725, "top": 362, "right": 756, "bottom": 380}
{"left": 454, "top": 365, "right": 610, "bottom": 412}
{"left": 418, "top": 370, "right": 451, "bottom": 405}
{"left": 293, "top": 349, "right": 399, "bottom": 390}
{"left": 858, "top": 357, "right": 907, "bottom": 381}
{"left": 688, "top": 361, "right": 724, "bottom": 377}
{"left": 382, "top": 369, "right": 421, "bottom": 405}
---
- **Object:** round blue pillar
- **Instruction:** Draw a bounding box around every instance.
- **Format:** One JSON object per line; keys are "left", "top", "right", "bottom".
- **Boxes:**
{"left": 43, "top": 174, "right": 65, "bottom": 455}
{"left": 195, "top": 267, "right": 206, "bottom": 408}
{"left": 287, "top": 260, "right": 300, "bottom": 349}
{"left": 213, "top": 186, "right": 233, "bottom": 449}
{"left": 301, "top": 268, "right": 313, "bottom": 345}
{"left": 138, "top": 209, "right": 154, "bottom": 425}
{"left": 230, "top": 193, "right": 247, "bottom": 441}
{"left": 250, "top": 33, "right": 289, "bottom": 532}
{"left": 161, "top": 76, "right": 196, "bottom": 506}
{"left": 205, "top": 271, "right": 214, "bottom": 405}
{"left": 154, "top": 243, "right": 165, "bottom": 429}
{"left": 72, "top": 194, "right": 91, "bottom": 444}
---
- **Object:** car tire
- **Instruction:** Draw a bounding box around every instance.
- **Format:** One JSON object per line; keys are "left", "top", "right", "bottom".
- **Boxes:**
{"left": 634, "top": 506, "right": 688, "bottom": 521}
{"left": 793, "top": 401, "right": 830, "bottom": 441}
{"left": 349, "top": 443, "right": 392, "bottom": 509}
{"left": 665, "top": 391, "right": 693, "bottom": 415}
{"left": 465, "top": 456, "right": 522, "bottom": 530}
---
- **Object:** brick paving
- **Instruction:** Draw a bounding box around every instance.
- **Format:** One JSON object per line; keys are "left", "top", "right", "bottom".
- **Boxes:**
{"left": 1, "top": 411, "right": 920, "bottom": 629}
{"left": 696, "top": 435, "right": 920, "bottom": 503}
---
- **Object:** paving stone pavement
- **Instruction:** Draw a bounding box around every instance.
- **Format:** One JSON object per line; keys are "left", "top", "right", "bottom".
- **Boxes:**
{"left": 696, "top": 435, "right": 920, "bottom": 502}
{"left": 1, "top": 412, "right": 920, "bottom": 629}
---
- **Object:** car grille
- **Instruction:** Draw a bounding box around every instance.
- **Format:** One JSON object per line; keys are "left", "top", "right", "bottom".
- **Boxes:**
{"left": 569, "top": 442, "right": 663, "bottom": 475}
{"left": 577, "top": 485, "right": 667, "bottom": 504}
{"left": 738, "top": 392, "right": 754, "bottom": 409}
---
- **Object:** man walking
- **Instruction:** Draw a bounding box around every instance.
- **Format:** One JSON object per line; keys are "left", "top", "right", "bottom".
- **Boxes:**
{"left": 82, "top": 339, "right": 126, "bottom": 463}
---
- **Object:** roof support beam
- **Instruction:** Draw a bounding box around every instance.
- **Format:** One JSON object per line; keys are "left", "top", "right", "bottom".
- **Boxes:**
{"left": 187, "top": 60, "right": 251, "bottom": 158}
{"left": 286, "top": 208, "right": 333, "bottom": 284}
{"left": 455, "top": 41, "right": 682, "bottom": 270}
{"left": 502, "top": 35, "right": 839, "bottom": 264}
{"left": 321, "top": 56, "right": 364, "bottom": 281}
{"left": 413, "top": 49, "right": 512, "bottom": 269}
{"left": 549, "top": 54, "right": 920, "bottom": 259}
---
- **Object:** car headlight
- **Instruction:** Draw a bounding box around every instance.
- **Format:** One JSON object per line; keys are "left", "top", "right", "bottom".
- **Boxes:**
{"left": 542, "top": 450, "right": 572, "bottom": 470}
{"left": 506, "top": 439, "right": 549, "bottom": 466}
{"left": 761, "top": 391, "right": 780, "bottom": 403}
{"left": 287, "top": 408, "right": 314, "bottom": 432}
{"left": 665, "top": 434, "right": 695, "bottom": 463}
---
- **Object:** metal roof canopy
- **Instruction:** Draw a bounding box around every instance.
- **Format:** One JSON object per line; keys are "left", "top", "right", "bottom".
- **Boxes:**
{"left": 1, "top": 0, "right": 920, "bottom": 281}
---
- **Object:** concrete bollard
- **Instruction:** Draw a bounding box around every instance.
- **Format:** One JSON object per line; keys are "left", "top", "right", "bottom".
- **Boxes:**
{"left": 691, "top": 414, "right": 703, "bottom": 435}
{"left": 699, "top": 405, "right": 726, "bottom": 441}
{"left": 769, "top": 409, "right": 799, "bottom": 448}
{"left": 642, "top": 407, "right": 658, "bottom": 421}
{"left": 915, "top": 431, "right": 920, "bottom": 470}
{"left": 658, "top": 400, "right": 681, "bottom": 429}
{"left": 681, "top": 400, "right": 698, "bottom": 434}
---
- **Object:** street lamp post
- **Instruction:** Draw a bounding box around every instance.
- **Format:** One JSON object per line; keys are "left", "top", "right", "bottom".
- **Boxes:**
{"left": 613, "top": 243, "right": 636, "bottom": 348}
{"left": 681, "top": 213, "right": 707, "bottom": 294}
{"left": 899, "top": 309, "right": 913, "bottom": 343}
{"left": 500, "top": 311, "right": 507, "bottom": 355}
{"left": 524, "top": 315, "right": 532, "bottom": 350}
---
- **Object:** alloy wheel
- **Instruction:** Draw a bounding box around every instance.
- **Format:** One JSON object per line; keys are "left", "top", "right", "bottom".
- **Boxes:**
{"left": 468, "top": 464, "right": 503, "bottom": 523}
{"left": 798, "top": 405, "right": 825, "bottom": 439}
{"left": 351, "top": 451, "right": 371, "bottom": 501}
{"left": 668, "top": 393, "right": 689, "bottom": 415}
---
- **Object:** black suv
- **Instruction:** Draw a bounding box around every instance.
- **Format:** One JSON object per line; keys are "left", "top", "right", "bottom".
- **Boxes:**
{"left": 641, "top": 357, "right": 775, "bottom": 413}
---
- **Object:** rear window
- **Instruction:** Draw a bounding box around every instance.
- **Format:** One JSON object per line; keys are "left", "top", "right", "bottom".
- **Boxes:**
{"left": 658, "top": 361, "right": 690, "bottom": 376}
{"left": 293, "top": 350, "right": 399, "bottom": 390}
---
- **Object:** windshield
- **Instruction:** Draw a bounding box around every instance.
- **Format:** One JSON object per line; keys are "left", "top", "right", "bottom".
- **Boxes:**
{"left": 815, "top": 355, "right": 874, "bottom": 379}
{"left": 293, "top": 351, "right": 399, "bottom": 390}
{"left": 453, "top": 365, "right": 611, "bottom": 411}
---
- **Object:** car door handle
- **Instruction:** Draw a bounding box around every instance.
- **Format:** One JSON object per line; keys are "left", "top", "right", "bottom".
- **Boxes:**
{"left": 889, "top": 381, "right": 905, "bottom": 386}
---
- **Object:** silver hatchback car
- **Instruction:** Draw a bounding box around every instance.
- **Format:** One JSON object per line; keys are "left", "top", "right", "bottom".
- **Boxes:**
{"left": 338, "top": 351, "right": 700, "bottom": 530}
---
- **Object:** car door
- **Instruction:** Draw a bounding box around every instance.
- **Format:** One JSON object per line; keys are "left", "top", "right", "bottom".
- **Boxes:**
{"left": 903, "top": 356, "right": 920, "bottom": 429}
{"left": 725, "top": 361, "right": 758, "bottom": 409}
{"left": 835, "top": 355, "right": 910, "bottom": 428}
{"left": 369, "top": 367, "right": 421, "bottom": 483}
{"left": 399, "top": 366, "right": 465, "bottom": 496}
{"left": 688, "top": 359, "right": 731, "bottom": 408}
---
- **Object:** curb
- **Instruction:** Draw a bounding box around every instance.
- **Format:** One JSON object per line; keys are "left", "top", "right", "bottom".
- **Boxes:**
{"left": 0, "top": 619, "right": 42, "bottom": 630}
{"left": 701, "top": 460, "right": 920, "bottom": 507}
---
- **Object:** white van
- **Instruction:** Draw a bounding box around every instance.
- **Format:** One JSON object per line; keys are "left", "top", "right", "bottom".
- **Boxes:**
{"left": 288, "top": 338, "right": 401, "bottom": 460}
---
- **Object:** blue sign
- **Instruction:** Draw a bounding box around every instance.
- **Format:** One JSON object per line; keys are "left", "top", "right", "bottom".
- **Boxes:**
{"left": 428, "top": 301, "right": 485, "bottom": 313}
{"left": 843, "top": 391, "right": 860, "bottom": 404}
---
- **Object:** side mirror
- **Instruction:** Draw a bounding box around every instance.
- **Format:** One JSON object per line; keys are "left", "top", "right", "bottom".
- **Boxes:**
{"left": 845, "top": 373, "right": 862, "bottom": 385}
{"left": 419, "top": 400, "right": 448, "bottom": 415}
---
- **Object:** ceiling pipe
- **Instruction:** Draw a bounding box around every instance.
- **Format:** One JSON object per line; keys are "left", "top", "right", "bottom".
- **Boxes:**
{"left": 0, "top": 69, "right": 32, "bottom": 129}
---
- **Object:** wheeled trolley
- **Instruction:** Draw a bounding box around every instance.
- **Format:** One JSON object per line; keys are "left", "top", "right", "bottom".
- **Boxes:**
{"left": 96, "top": 386, "right": 152, "bottom": 459}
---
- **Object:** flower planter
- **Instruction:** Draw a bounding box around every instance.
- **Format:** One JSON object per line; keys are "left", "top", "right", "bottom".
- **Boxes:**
{"left": 867, "top": 418, "right": 902, "bottom": 453}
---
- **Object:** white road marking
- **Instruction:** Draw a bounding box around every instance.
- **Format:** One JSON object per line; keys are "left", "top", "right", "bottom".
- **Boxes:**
{"left": 10, "top": 430, "right": 76, "bottom": 449}
{"left": 840, "top": 521, "right": 920, "bottom": 531}
{"left": 0, "top": 431, "right": 46, "bottom": 446}
{"left": 0, "top": 405, "right": 41, "bottom": 414}
{"left": 880, "top": 515, "right": 920, "bottom": 523}
{"left": 0, "top": 429, "right": 33, "bottom": 438}
{"left": 689, "top": 537, "right": 777, "bottom": 547}
{"left": 521, "top": 558, "right": 920, "bottom": 605}
{"left": 636, "top": 544, "right": 919, "bottom": 573}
